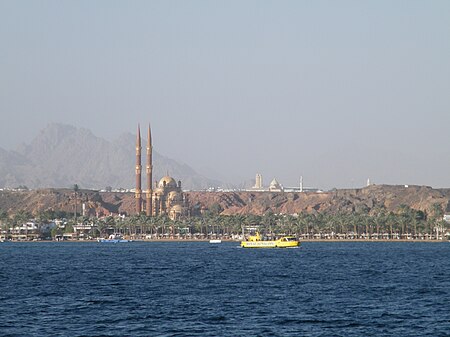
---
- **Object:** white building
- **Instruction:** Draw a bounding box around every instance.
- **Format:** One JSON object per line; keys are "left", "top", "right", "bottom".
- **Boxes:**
{"left": 253, "top": 173, "right": 263, "bottom": 189}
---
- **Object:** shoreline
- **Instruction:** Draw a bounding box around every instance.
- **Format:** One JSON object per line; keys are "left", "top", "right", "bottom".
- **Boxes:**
{"left": 2, "top": 238, "right": 447, "bottom": 243}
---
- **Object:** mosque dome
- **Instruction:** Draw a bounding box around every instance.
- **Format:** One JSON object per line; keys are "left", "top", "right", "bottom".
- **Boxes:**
{"left": 158, "top": 176, "right": 178, "bottom": 188}
{"left": 270, "top": 178, "right": 280, "bottom": 188}
{"left": 269, "top": 178, "right": 283, "bottom": 191}
{"left": 168, "top": 190, "right": 181, "bottom": 201}
{"left": 171, "top": 204, "right": 183, "bottom": 213}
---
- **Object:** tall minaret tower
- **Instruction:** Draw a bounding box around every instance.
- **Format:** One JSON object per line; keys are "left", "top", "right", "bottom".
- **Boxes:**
{"left": 135, "top": 125, "right": 142, "bottom": 214}
{"left": 253, "top": 173, "right": 262, "bottom": 189}
{"left": 146, "top": 124, "right": 153, "bottom": 216}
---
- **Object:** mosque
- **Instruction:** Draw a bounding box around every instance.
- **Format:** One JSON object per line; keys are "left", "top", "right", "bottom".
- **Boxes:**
{"left": 134, "top": 124, "right": 188, "bottom": 219}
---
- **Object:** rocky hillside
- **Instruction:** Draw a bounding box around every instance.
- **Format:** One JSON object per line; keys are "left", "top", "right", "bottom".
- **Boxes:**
{"left": 188, "top": 185, "right": 450, "bottom": 216}
{"left": 0, "top": 123, "right": 220, "bottom": 190}
{"left": 1, "top": 185, "right": 449, "bottom": 217}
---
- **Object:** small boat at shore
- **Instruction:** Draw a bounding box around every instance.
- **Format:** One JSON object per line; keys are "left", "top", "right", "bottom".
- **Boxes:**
{"left": 241, "top": 232, "right": 300, "bottom": 248}
{"left": 98, "top": 234, "right": 131, "bottom": 243}
{"left": 209, "top": 239, "right": 222, "bottom": 244}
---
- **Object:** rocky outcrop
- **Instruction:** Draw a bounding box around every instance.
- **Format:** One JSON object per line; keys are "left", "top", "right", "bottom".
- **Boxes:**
{"left": 188, "top": 185, "right": 450, "bottom": 216}
{"left": 1, "top": 185, "right": 448, "bottom": 218}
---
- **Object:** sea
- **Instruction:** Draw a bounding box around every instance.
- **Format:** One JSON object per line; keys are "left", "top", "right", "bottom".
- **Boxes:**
{"left": 1, "top": 241, "right": 449, "bottom": 337}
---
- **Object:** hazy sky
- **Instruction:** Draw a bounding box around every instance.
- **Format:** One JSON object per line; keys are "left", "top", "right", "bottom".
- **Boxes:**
{"left": 1, "top": 1, "right": 449, "bottom": 189}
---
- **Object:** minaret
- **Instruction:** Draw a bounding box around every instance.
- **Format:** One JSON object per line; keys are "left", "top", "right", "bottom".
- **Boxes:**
{"left": 253, "top": 173, "right": 262, "bottom": 189}
{"left": 135, "top": 125, "right": 142, "bottom": 214}
{"left": 146, "top": 124, "right": 153, "bottom": 216}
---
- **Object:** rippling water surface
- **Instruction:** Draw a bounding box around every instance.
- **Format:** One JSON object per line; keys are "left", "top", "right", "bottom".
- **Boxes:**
{"left": 1, "top": 241, "right": 450, "bottom": 336}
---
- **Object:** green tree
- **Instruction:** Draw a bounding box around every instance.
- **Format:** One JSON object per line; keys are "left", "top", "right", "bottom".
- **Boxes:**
{"left": 0, "top": 210, "right": 9, "bottom": 240}
{"left": 430, "top": 203, "right": 445, "bottom": 240}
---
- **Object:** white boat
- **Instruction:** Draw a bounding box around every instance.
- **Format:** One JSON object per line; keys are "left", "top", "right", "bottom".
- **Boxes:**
{"left": 98, "top": 234, "right": 131, "bottom": 243}
{"left": 209, "top": 239, "right": 222, "bottom": 244}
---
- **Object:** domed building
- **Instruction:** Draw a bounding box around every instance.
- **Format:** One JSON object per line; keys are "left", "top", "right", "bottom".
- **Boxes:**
{"left": 134, "top": 124, "right": 188, "bottom": 220}
{"left": 269, "top": 178, "right": 283, "bottom": 192}
{"left": 152, "top": 175, "right": 188, "bottom": 220}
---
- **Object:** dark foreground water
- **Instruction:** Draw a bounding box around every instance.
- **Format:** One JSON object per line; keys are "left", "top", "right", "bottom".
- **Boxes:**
{"left": 1, "top": 242, "right": 450, "bottom": 337}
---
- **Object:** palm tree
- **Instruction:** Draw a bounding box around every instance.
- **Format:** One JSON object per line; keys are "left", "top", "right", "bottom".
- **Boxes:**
{"left": 398, "top": 204, "right": 415, "bottom": 239}
{"left": 96, "top": 218, "right": 109, "bottom": 238}
{"left": 293, "top": 214, "right": 307, "bottom": 237}
{"left": 103, "top": 216, "right": 116, "bottom": 235}
{"left": 430, "top": 203, "right": 444, "bottom": 240}
{"left": 13, "top": 210, "right": 31, "bottom": 240}
{"left": 89, "top": 217, "right": 101, "bottom": 238}
{"left": 145, "top": 216, "right": 158, "bottom": 237}
{"left": 348, "top": 213, "right": 359, "bottom": 239}
{"left": 157, "top": 214, "right": 171, "bottom": 239}
{"left": 0, "top": 210, "right": 9, "bottom": 240}
{"left": 259, "top": 212, "right": 272, "bottom": 235}
{"left": 191, "top": 218, "right": 198, "bottom": 237}
{"left": 385, "top": 212, "right": 396, "bottom": 240}
{"left": 335, "top": 215, "right": 347, "bottom": 239}
{"left": 307, "top": 213, "right": 319, "bottom": 239}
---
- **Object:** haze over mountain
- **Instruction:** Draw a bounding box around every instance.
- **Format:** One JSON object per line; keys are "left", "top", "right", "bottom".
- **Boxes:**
{"left": 0, "top": 123, "right": 220, "bottom": 190}
{"left": 1, "top": 2, "right": 449, "bottom": 189}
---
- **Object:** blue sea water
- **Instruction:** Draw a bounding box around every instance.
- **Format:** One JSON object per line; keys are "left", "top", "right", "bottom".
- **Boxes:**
{"left": 1, "top": 241, "right": 450, "bottom": 337}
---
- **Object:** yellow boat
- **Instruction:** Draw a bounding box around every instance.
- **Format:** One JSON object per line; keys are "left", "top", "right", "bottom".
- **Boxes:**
{"left": 241, "top": 232, "right": 300, "bottom": 248}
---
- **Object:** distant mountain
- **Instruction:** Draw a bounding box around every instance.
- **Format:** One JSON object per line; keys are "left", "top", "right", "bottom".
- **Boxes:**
{"left": 0, "top": 123, "right": 220, "bottom": 190}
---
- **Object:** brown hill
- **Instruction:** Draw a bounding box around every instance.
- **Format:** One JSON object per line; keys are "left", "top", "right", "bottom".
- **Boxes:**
{"left": 1, "top": 185, "right": 449, "bottom": 218}
{"left": 188, "top": 185, "right": 450, "bottom": 216}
